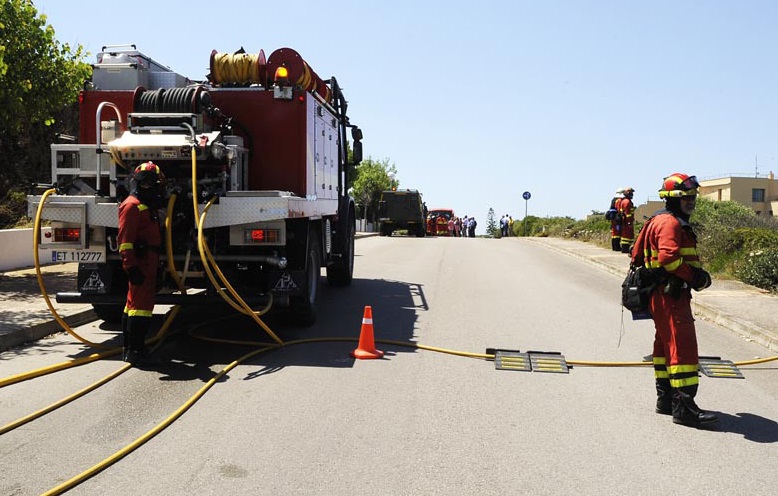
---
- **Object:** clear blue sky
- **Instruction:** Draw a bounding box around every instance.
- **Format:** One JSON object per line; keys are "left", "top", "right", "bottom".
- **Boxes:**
{"left": 36, "top": 0, "right": 778, "bottom": 232}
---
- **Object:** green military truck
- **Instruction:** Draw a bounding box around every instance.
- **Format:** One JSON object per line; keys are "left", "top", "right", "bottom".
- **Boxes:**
{"left": 377, "top": 189, "right": 427, "bottom": 237}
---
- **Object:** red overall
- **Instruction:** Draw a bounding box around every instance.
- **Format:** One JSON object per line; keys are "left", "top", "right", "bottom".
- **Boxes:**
{"left": 436, "top": 216, "right": 448, "bottom": 236}
{"left": 631, "top": 212, "right": 701, "bottom": 390}
{"left": 118, "top": 195, "right": 161, "bottom": 317}
{"left": 618, "top": 197, "right": 635, "bottom": 252}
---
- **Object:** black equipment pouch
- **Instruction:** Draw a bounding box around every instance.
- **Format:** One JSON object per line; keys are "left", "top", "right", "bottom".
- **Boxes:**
{"left": 621, "top": 265, "right": 660, "bottom": 313}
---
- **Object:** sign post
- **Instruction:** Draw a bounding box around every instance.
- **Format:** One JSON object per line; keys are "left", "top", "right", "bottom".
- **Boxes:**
{"left": 522, "top": 191, "right": 531, "bottom": 237}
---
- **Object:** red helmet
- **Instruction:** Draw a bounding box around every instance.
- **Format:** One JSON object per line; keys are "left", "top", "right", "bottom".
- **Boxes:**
{"left": 659, "top": 173, "right": 699, "bottom": 198}
{"left": 133, "top": 161, "right": 165, "bottom": 187}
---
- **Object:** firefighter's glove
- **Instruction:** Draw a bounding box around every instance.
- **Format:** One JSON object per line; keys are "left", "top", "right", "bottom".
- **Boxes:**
{"left": 127, "top": 266, "right": 145, "bottom": 286}
{"left": 663, "top": 277, "right": 684, "bottom": 299}
{"left": 691, "top": 268, "right": 712, "bottom": 292}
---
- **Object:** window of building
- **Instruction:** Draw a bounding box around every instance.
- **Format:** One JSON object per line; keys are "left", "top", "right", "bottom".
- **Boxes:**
{"left": 752, "top": 188, "right": 765, "bottom": 202}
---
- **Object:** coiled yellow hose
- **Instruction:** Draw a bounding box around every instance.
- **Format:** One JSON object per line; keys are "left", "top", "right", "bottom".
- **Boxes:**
{"left": 210, "top": 52, "right": 262, "bottom": 85}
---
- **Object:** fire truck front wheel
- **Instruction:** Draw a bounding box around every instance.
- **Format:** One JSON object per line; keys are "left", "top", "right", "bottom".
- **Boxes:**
{"left": 327, "top": 216, "right": 355, "bottom": 287}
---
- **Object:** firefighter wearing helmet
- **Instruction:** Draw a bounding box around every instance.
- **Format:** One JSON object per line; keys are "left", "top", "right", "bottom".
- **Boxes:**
{"left": 630, "top": 172, "right": 716, "bottom": 427}
{"left": 118, "top": 162, "right": 165, "bottom": 366}
{"left": 618, "top": 187, "right": 635, "bottom": 253}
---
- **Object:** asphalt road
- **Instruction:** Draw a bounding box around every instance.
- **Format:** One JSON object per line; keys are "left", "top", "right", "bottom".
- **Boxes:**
{"left": 1, "top": 235, "right": 776, "bottom": 495}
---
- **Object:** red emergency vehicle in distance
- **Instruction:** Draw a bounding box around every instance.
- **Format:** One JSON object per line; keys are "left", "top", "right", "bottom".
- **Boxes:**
{"left": 426, "top": 208, "right": 455, "bottom": 236}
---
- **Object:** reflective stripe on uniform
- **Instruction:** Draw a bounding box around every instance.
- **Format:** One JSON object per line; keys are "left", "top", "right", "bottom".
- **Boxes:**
{"left": 664, "top": 258, "right": 682, "bottom": 272}
{"left": 653, "top": 356, "right": 669, "bottom": 380}
{"left": 668, "top": 364, "right": 699, "bottom": 388}
{"left": 644, "top": 246, "right": 702, "bottom": 272}
{"left": 119, "top": 242, "right": 134, "bottom": 251}
{"left": 124, "top": 308, "right": 153, "bottom": 318}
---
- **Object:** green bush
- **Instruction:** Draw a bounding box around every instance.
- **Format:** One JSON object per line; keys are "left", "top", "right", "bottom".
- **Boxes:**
{"left": 692, "top": 198, "right": 778, "bottom": 277}
{"left": 0, "top": 190, "right": 30, "bottom": 229}
{"left": 736, "top": 248, "right": 778, "bottom": 292}
{"left": 513, "top": 215, "right": 577, "bottom": 238}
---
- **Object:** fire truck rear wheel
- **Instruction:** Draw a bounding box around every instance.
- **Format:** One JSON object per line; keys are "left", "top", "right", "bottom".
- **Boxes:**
{"left": 290, "top": 233, "right": 321, "bottom": 326}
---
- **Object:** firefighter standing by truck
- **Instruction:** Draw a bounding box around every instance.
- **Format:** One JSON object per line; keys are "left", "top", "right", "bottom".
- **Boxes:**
{"left": 118, "top": 162, "right": 164, "bottom": 365}
{"left": 618, "top": 187, "right": 635, "bottom": 253}
{"left": 630, "top": 172, "right": 717, "bottom": 428}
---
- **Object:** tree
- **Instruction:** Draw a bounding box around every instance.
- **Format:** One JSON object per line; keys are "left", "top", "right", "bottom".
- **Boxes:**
{"left": 350, "top": 157, "right": 397, "bottom": 228}
{"left": 486, "top": 208, "right": 498, "bottom": 237}
{"left": 0, "top": 0, "right": 91, "bottom": 226}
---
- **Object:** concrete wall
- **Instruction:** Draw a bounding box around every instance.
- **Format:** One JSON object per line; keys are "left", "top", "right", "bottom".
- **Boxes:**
{"left": 0, "top": 228, "right": 54, "bottom": 271}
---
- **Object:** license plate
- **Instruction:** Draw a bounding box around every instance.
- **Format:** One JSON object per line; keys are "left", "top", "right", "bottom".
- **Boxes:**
{"left": 46, "top": 248, "right": 106, "bottom": 263}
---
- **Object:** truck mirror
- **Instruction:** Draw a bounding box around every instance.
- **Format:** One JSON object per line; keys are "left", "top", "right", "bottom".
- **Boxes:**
{"left": 351, "top": 126, "right": 363, "bottom": 141}
{"left": 352, "top": 140, "right": 363, "bottom": 165}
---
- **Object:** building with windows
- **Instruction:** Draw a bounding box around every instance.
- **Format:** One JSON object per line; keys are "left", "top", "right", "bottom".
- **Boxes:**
{"left": 698, "top": 172, "right": 778, "bottom": 217}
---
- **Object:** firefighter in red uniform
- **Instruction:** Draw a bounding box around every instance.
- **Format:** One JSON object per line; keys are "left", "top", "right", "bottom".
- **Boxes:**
{"left": 631, "top": 173, "right": 716, "bottom": 428}
{"left": 436, "top": 215, "right": 447, "bottom": 236}
{"left": 119, "top": 162, "right": 164, "bottom": 365}
{"left": 609, "top": 188, "right": 624, "bottom": 251}
{"left": 618, "top": 187, "right": 635, "bottom": 253}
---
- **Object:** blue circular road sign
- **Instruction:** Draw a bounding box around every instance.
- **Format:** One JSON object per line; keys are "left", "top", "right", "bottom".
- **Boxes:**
{"left": 522, "top": 191, "right": 531, "bottom": 200}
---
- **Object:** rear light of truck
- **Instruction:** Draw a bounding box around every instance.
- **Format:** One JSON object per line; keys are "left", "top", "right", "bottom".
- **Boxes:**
{"left": 53, "top": 227, "right": 81, "bottom": 243}
{"left": 244, "top": 228, "right": 280, "bottom": 244}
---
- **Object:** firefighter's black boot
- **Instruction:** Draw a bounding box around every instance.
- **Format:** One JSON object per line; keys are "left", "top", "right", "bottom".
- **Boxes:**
{"left": 672, "top": 385, "right": 718, "bottom": 427}
{"left": 655, "top": 379, "right": 672, "bottom": 415}
{"left": 124, "top": 316, "right": 160, "bottom": 366}
{"left": 121, "top": 313, "right": 130, "bottom": 362}
{"left": 621, "top": 243, "right": 631, "bottom": 254}
{"left": 611, "top": 238, "right": 621, "bottom": 251}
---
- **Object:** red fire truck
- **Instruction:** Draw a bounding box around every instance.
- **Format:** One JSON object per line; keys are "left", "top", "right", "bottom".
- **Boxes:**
{"left": 426, "top": 208, "right": 455, "bottom": 236}
{"left": 28, "top": 44, "right": 363, "bottom": 325}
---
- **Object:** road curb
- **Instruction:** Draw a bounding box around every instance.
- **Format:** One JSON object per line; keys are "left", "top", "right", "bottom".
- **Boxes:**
{"left": 0, "top": 309, "right": 97, "bottom": 351}
{"left": 691, "top": 301, "right": 778, "bottom": 352}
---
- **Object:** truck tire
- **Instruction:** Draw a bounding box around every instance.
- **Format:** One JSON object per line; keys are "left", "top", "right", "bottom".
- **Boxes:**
{"left": 290, "top": 230, "right": 321, "bottom": 326}
{"left": 327, "top": 217, "right": 354, "bottom": 287}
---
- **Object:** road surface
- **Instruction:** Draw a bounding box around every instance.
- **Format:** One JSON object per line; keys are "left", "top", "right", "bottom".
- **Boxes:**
{"left": 1, "top": 235, "right": 776, "bottom": 495}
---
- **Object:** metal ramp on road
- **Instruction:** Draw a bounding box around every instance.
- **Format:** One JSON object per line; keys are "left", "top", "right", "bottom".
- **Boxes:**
{"left": 699, "top": 356, "right": 745, "bottom": 379}
{"left": 490, "top": 349, "right": 569, "bottom": 374}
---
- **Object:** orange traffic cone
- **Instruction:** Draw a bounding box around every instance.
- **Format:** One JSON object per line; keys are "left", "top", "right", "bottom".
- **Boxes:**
{"left": 351, "top": 306, "right": 384, "bottom": 359}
